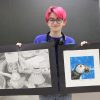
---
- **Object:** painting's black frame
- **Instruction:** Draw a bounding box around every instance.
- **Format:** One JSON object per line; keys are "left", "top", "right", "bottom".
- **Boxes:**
{"left": 58, "top": 42, "right": 100, "bottom": 94}
{"left": 0, "top": 43, "right": 58, "bottom": 96}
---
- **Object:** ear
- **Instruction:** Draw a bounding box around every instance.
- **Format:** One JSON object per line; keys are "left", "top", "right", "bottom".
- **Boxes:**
{"left": 63, "top": 20, "right": 67, "bottom": 26}
{"left": 47, "top": 22, "right": 50, "bottom": 27}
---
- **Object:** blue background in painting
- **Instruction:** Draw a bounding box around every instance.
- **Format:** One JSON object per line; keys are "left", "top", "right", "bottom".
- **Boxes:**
{"left": 70, "top": 56, "right": 95, "bottom": 79}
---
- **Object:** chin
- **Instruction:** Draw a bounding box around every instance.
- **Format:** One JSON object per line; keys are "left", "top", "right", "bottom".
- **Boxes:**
{"left": 52, "top": 29, "right": 60, "bottom": 33}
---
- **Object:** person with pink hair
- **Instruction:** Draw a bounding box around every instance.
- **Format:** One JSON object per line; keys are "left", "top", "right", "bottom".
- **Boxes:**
{"left": 16, "top": 5, "right": 87, "bottom": 100}
{"left": 34, "top": 5, "right": 75, "bottom": 100}
{"left": 34, "top": 5, "right": 75, "bottom": 45}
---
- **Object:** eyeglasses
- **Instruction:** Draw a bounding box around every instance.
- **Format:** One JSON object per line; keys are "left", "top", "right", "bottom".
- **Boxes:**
{"left": 48, "top": 18, "right": 63, "bottom": 24}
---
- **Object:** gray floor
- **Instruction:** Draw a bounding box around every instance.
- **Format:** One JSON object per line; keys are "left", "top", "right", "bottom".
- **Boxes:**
{"left": 0, "top": 92, "right": 100, "bottom": 100}
{"left": 72, "top": 92, "right": 100, "bottom": 100}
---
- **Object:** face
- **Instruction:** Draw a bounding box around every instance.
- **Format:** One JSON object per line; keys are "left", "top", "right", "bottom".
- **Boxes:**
{"left": 47, "top": 13, "right": 66, "bottom": 33}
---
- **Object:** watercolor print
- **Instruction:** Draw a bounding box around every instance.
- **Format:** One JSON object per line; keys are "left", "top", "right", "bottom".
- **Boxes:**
{"left": 63, "top": 49, "right": 100, "bottom": 87}
{"left": 71, "top": 56, "right": 94, "bottom": 80}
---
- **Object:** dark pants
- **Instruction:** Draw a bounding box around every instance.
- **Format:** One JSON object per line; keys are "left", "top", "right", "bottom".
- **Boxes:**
{"left": 39, "top": 94, "right": 72, "bottom": 100}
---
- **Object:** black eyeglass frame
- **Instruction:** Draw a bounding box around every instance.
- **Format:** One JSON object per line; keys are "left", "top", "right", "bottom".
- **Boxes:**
{"left": 48, "top": 18, "right": 64, "bottom": 24}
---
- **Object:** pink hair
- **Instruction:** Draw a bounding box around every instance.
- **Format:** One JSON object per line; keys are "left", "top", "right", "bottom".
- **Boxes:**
{"left": 45, "top": 6, "right": 67, "bottom": 22}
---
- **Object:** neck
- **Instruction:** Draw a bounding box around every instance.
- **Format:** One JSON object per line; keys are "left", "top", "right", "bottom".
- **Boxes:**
{"left": 49, "top": 31, "right": 62, "bottom": 38}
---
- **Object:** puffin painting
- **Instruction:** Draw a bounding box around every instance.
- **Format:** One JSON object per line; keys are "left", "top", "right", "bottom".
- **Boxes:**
{"left": 71, "top": 64, "right": 90, "bottom": 80}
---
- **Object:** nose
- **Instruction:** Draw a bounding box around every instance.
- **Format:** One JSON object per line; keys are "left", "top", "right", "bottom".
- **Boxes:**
{"left": 53, "top": 20, "right": 58, "bottom": 24}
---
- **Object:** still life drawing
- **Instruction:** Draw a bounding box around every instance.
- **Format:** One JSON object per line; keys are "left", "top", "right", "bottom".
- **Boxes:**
{"left": 0, "top": 49, "right": 51, "bottom": 89}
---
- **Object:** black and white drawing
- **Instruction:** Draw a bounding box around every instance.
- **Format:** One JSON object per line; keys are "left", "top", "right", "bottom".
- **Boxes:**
{"left": 0, "top": 49, "right": 51, "bottom": 89}
{"left": 0, "top": 43, "right": 58, "bottom": 95}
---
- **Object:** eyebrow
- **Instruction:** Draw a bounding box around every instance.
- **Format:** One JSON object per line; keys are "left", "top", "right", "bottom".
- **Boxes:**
{"left": 49, "top": 18, "right": 61, "bottom": 20}
{"left": 49, "top": 18, "right": 56, "bottom": 19}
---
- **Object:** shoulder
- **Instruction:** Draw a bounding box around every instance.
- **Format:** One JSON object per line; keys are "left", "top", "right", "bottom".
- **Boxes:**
{"left": 34, "top": 34, "right": 47, "bottom": 40}
{"left": 34, "top": 34, "right": 47, "bottom": 44}
{"left": 64, "top": 35, "right": 76, "bottom": 45}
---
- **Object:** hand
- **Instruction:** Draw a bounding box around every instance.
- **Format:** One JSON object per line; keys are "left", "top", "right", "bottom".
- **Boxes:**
{"left": 16, "top": 42, "right": 22, "bottom": 48}
{"left": 80, "top": 41, "right": 88, "bottom": 46}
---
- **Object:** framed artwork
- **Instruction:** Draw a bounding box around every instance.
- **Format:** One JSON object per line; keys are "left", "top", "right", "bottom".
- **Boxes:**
{"left": 0, "top": 43, "right": 58, "bottom": 95}
{"left": 58, "top": 43, "right": 100, "bottom": 94}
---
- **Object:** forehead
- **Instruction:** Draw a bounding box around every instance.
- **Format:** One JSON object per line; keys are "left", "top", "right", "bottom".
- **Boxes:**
{"left": 49, "top": 13, "right": 58, "bottom": 19}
